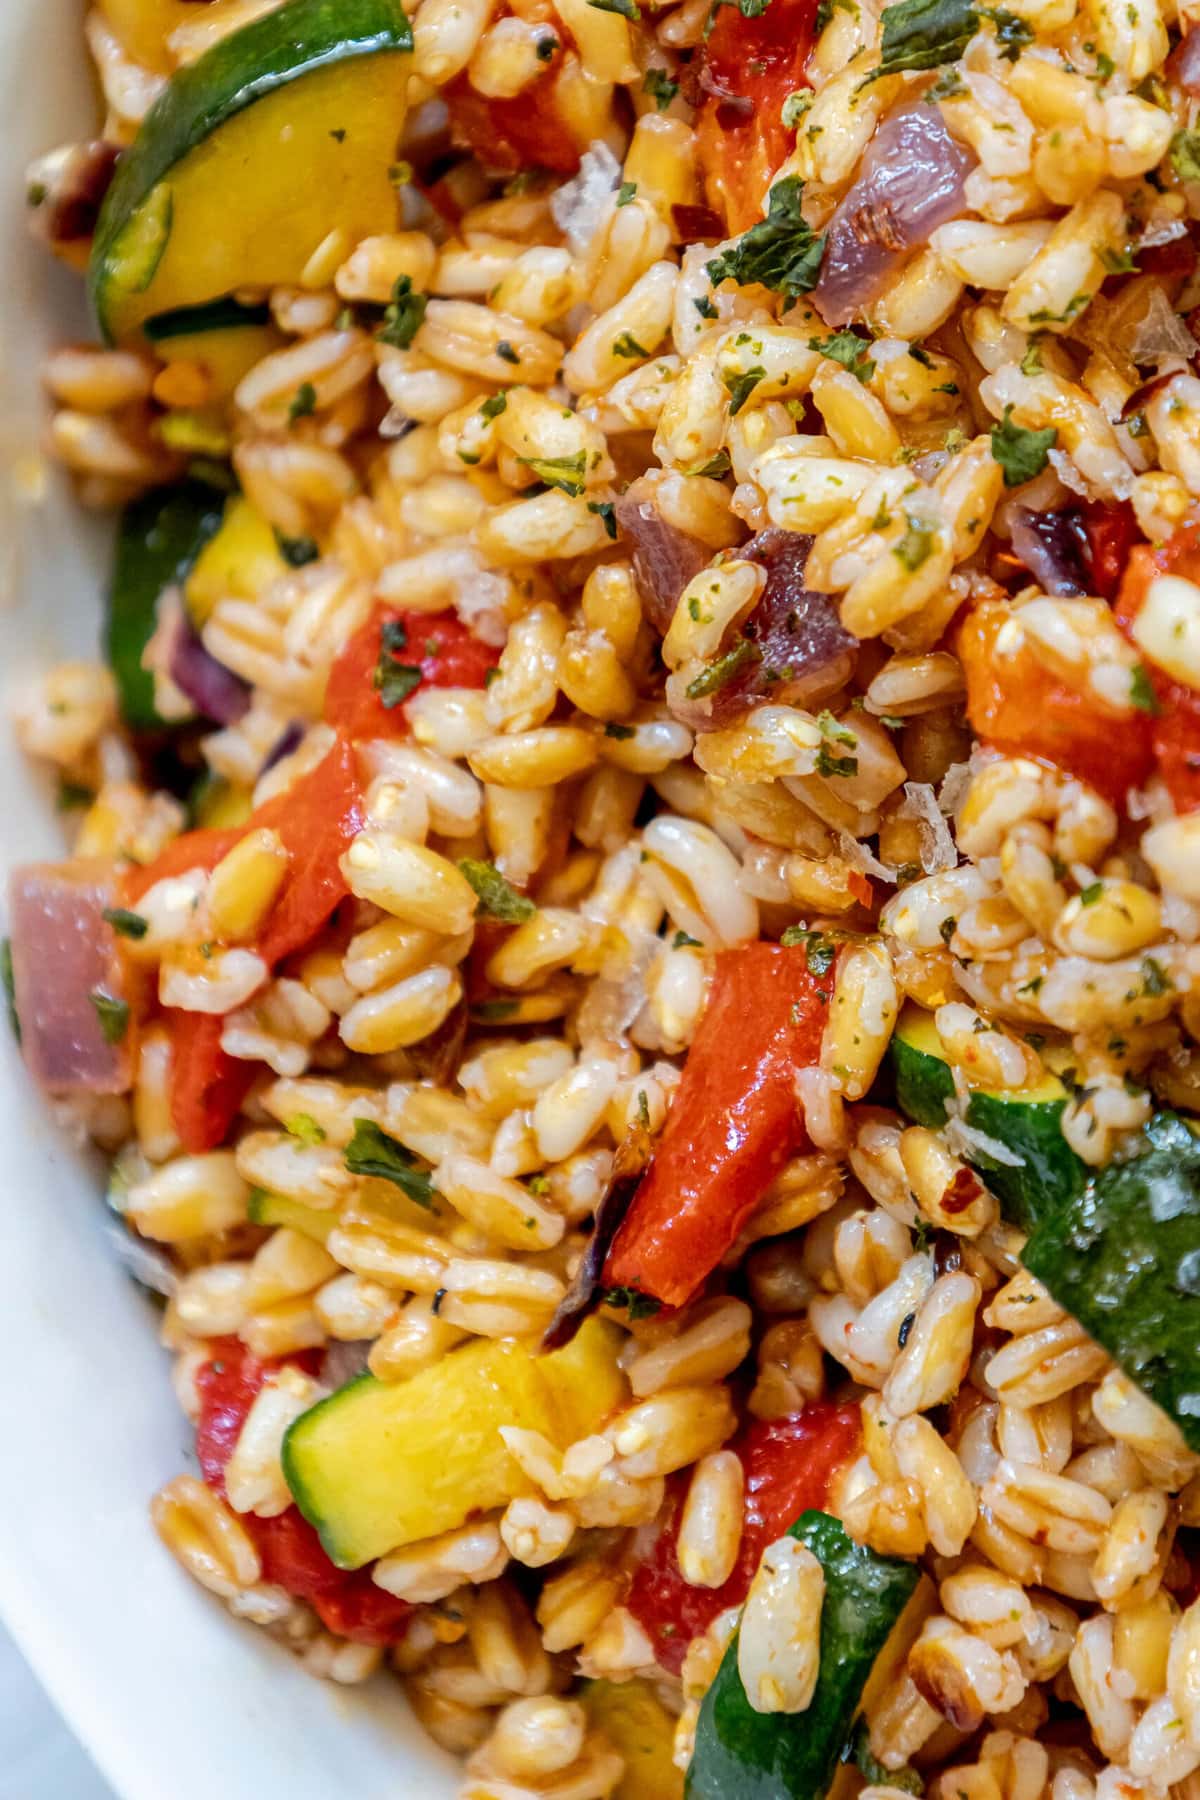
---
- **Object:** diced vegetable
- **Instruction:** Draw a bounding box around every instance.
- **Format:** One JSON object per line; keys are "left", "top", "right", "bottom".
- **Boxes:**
{"left": 444, "top": 58, "right": 584, "bottom": 176}
{"left": 687, "top": 1510, "right": 929, "bottom": 1800}
{"left": 1115, "top": 522, "right": 1200, "bottom": 815}
{"left": 183, "top": 494, "right": 290, "bottom": 628}
{"left": 89, "top": 0, "right": 412, "bottom": 343}
{"left": 7, "top": 861, "right": 134, "bottom": 1095}
{"left": 695, "top": 0, "right": 821, "bottom": 234}
{"left": 891, "top": 1004, "right": 1086, "bottom": 1231}
{"left": 627, "top": 1404, "right": 862, "bottom": 1675}
{"left": 196, "top": 1340, "right": 411, "bottom": 1644}
{"left": 959, "top": 595, "right": 1153, "bottom": 805}
{"left": 144, "top": 298, "right": 282, "bottom": 403}
{"left": 108, "top": 481, "right": 226, "bottom": 728}
{"left": 247, "top": 1187, "right": 336, "bottom": 1244}
{"left": 604, "top": 944, "right": 829, "bottom": 1308}
{"left": 582, "top": 1680, "right": 683, "bottom": 1800}
{"left": 1023, "top": 1112, "right": 1200, "bottom": 1453}
{"left": 283, "top": 1318, "right": 627, "bottom": 1566}
{"left": 323, "top": 606, "right": 498, "bottom": 741}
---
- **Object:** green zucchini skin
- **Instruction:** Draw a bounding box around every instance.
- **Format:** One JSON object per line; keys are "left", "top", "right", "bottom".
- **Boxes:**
{"left": 891, "top": 1025, "right": 1086, "bottom": 1232}
{"left": 686, "top": 1511, "right": 921, "bottom": 1800}
{"left": 88, "top": 0, "right": 413, "bottom": 341}
{"left": 107, "top": 483, "right": 226, "bottom": 729}
{"left": 1024, "top": 1111, "right": 1200, "bottom": 1453}
{"left": 143, "top": 297, "right": 272, "bottom": 341}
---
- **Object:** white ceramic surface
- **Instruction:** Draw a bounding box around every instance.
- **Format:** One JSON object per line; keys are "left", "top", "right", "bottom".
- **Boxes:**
{"left": 0, "top": 6, "right": 456, "bottom": 1793}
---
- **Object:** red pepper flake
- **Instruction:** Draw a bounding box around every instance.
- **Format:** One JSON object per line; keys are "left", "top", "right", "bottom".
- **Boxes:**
{"left": 941, "top": 1166, "right": 984, "bottom": 1215}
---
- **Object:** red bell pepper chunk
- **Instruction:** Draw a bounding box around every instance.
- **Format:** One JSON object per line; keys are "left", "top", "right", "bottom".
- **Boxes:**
{"left": 604, "top": 943, "right": 830, "bottom": 1309}
{"left": 125, "top": 736, "right": 366, "bottom": 1151}
{"left": 444, "top": 65, "right": 584, "bottom": 176}
{"left": 1081, "top": 498, "right": 1139, "bottom": 602}
{"left": 696, "top": 0, "right": 821, "bottom": 233}
{"left": 1115, "top": 523, "right": 1200, "bottom": 815}
{"left": 323, "top": 607, "right": 498, "bottom": 744}
{"left": 195, "top": 1342, "right": 411, "bottom": 1647}
{"left": 626, "top": 1402, "right": 862, "bottom": 1674}
{"left": 959, "top": 597, "right": 1154, "bottom": 806}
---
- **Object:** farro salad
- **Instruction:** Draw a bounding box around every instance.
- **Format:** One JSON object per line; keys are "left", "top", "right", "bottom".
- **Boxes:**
{"left": 13, "top": 0, "right": 1200, "bottom": 1793}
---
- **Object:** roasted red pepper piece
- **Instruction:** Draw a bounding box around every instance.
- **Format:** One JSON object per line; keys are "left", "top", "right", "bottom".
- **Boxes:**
{"left": 1081, "top": 498, "right": 1139, "bottom": 602}
{"left": 959, "top": 597, "right": 1154, "bottom": 806}
{"left": 696, "top": 0, "right": 821, "bottom": 233}
{"left": 626, "top": 1402, "right": 862, "bottom": 1674}
{"left": 604, "top": 943, "right": 829, "bottom": 1309}
{"left": 1116, "top": 522, "right": 1200, "bottom": 815}
{"left": 196, "top": 1342, "right": 411, "bottom": 1647}
{"left": 323, "top": 607, "right": 498, "bottom": 744}
{"left": 125, "top": 736, "right": 366, "bottom": 1151}
{"left": 444, "top": 64, "right": 584, "bottom": 175}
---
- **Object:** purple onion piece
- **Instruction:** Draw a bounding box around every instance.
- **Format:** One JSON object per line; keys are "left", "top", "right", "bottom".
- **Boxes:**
{"left": 812, "top": 104, "right": 975, "bottom": 327}
{"left": 260, "top": 719, "right": 305, "bottom": 776}
{"left": 669, "top": 528, "right": 859, "bottom": 731}
{"left": 319, "top": 1341, "right": 373, "bottom": 1388}
{"left": 542, "top": 1122, "right": 653, "bottom": 1350}
{"left": 614, "top": 475, "right": 714, "bottom": 633}
{"left": 168, "top": 612, "right": 251, "bottom": 726}
{"left": 1008, "top": 506, "right": 1090, "bottom": 597}
{"left": 1171, "top": 27, "right": 1200, "bottom": 93}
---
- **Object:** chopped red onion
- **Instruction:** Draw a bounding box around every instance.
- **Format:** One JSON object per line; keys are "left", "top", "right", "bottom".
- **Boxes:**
{"left": 812, "top": 104, "right": 974, "bottom": 327}
{"left": 1170, "top": 27, "right": 1200, "bottom": 94}
{"left": 261, "top": 720, "right": 306, "bottom": 776}
{"left": 319, "top": 1341, "right": 373, "bottom": 1387}
{"left": 8, "top": 861, "right": 132, "bottom": 1095}
{"left": 615, "top": 474, "right": 714, "bottom": 633}
{"left": 168, "top": 612, "right": 251, "bottom": 725}
{"left": 669, "top": 528, "right": 858, "bottom": 730}
{"left": 1008, "top": 506, "right": 1090, "bottom": 596}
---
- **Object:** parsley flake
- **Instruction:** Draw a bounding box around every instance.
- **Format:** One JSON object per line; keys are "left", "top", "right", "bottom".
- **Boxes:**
{"left": 102, "top": 907, "right": 148, "bottom": 941}
{"left": 344, "top": 1119, "right": 438, "bottom": 1207}
{"left": 990, "top": 404, "right": 1057, "bottom": 486}
{"left": 90, "top": 990, "right": 129, "bottom": 1045}
{"left": 686, "top": 638, "right": 760, "bottom": 697}
{"left": 458, "top": 859, "right": 537, "bottom": 923}
{"left": 706, "top": 177, "right": 825, "bottom": 302}
{"left": 519, "top": 451, "right": 587, "bottom": 495}
{"left": 377, "top": 275, "right": 428, "bottom": 350}
{"left": 643, "top": 67, "right": 679, "bottom": 110}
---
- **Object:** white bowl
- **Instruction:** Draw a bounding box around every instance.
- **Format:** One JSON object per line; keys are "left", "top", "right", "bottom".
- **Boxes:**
{"left": 0, "top": 7, "right": 456, "bottom": 1793}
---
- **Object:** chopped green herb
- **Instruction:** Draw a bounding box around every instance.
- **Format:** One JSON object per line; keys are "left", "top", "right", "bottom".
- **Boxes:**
{"left": 1099, "top": 245, "right": 1139, "bottom": 274}
{"left": 810, "top": 330, "right": 876, "bottom": 383}
{"left": 815, "top": 744, "right": 859, "bottom": 778}
{"left": 939, "top": 915, "right": 958, "bottom": 946}
{"left": 611, "top": 331, "right": 648, "bottom": 358}
{"left": 587, "top": 0, "right": 640, "bottom": 18}
{"left": 605, "top": 722, "right": 636, "bottom": 739}
{"left": 894, "top": 514, "right": 935, "bottom": 572}
{"left": 1093, "top": 48, "right": 1115, "bottom": 79}
{"left": 90, "top": 990, "right": 130, "bottom": 1045}
{"left": 344, "top": 1119, "right": 438, "bottom": 1207}
{"left": 1141, "top": 956, "right": 1172, "bottom": 997}
{"left": 990, "top": 404, "right": 1057, "bottom": 486}
{"left": 285, "top": 1113, "right": 326, "bottom": 1145}
{"left": 980, "top": 5, "right": 1033, "bottom": 58}
{"left": 1130, "top": 665, "right": 1160, "bottom": 714}
{"left": 377, "top": 274, "right": 428, "bottom": 350}
{"left": 1171, "top": 129, "right": 1200, "bottom": 184}
{"left": 684, "top": 450, "right": 733, "bottom": 478}
{"left": 616, "top": 181, "right": 637, "bottom": 207}
{"left": 496, "top": 341, "right": 521, "bottom": 365}
{"left": 643, "top": 67, "right": 680, "bottom": 110}
{"left": 102, "top": 907, "right": 149, "bottom": 941}
{"left": 602, "top": 1285, "right": 661, "bottom": 1319}
{"left": 373, "top": 619, "right": 423, "bottom": 708}
{"left": 782, "top": 90, "right": 814, "bottom": 127}
{"left": 673, "top": 930, "right": 703, "bottom": 948}
{"left": 1, "top": 939, "right": 18, "bottom": 1042}
{"left": 388, "top": 160, "right": 413, "bottom": 187}
{"left": 480, "top": 392, "right": 508, "bottom": 421}
{"left": 519, "top": 451, "right": 588, "bottom": 495}
{"left": 706, "top": 177, "right": 825, "bottom": 302}
{"left": 288, "top": 381, "right": 317, "bottom": 423}
{"left": 870, "top": 0, "right": 979, "bottom": 78}
{"left": 458, "top": 859, "right": 537, "bottom": 923}
{"left": 1019, "top": 338, "right": 1044, "bottom": 377}
{"left": 588, "top": 499, "right": 618, "bottom": 539}
{"left": 781, "top": 925, "right": 837, "bottom": 976}
{"left": 274, "top": 531, "right": 320, "bottom": 567}
{"left": 693, "top": 294, "right": 719, "bottom": 319}
{"left": 1079, "top": 881, "right": 1104, "bottom": 906}
{"left": 685, "top": 638, "right": 760, "bottom": 697}
{"left": 723, "top": 365, "right": 767, "bottom": 416}
{"left": 472, "top": 998, "right": 521, "bottom": 1022}
{"left": 57, "top": 778, "right": 95, "bottom": 811}
{"left": 928, "top": 62, "right": 966, "bottom": 95}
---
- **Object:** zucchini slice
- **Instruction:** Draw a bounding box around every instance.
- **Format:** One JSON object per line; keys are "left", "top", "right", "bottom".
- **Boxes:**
{"left": 144, "top": 298, "right": 281, "bottom": 402}
{"left": 1024, "top": 1111, "right": 1200, "bottom": 1453}
{"left": 283, "top": 1318, "right": 627, "bottom": 1567}
{"left": 246, "top": 1187, "right": 335, "bottom": 1245}
{"left": 582, "top": 1680, "right": 683, "bottom": 1800}
{"left": 183, "top": 494, "right": 290, "bottom": 626}
{"left": 687, "top": 1510, "right": 930, "bottom": 1800}
{"left": 108, "top": 481, "right": 226, "bottom": 729}
{"left": 891, "top": 1004, "right": 1086, "bottom": 1231}
{"left": 89, "top": 0, "right": 412, "bottom": 343}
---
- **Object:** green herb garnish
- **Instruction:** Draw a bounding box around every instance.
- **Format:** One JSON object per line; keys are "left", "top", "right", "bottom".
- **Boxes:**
{"left": 990, "top": 404, "right": 1057, "bottom": 486}
{"left": 90, "top": 991, "right": 130, "bottom": 1045}
{"left": 344, "top": 1119, "right": 438, "bottom": 1207}
{"left": 102, "top": 907, "right": 149, "bottom": 941}
{"left": 706, "top": 177, "right": 825, "bottom": 301}
{"left": 458, "top": 859, "right": 536, "bottom": 923}
{"left": 378, "top": 275, "right": 428, "bottom": 350}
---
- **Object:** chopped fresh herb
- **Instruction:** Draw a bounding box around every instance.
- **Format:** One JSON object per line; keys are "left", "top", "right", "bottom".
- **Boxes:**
{"left": 57, "top": 778, "right": 95, "bottom": 811}
{"left": 285, "top": 1113, "right": 326, "bottom": 1145}
{"left": 344, "top": 1118, "right": 438, "bottom": 1207}
{"left": 602, "top": 1285, "right": 661, "bottom": 1320}
{"left": 1019, "top": 338, "right": 1044, "bottom": 376}
{"left": 781, "top": 925, "right": 837, "bottom": 976}
{"left": 605, "top": 722, "right": 636, "bottom": 739}
{"left": 1, "top": 939, "right": 18, "bottom": 1042}
{"left": 381, "top": 618, "right": 408, "bottom": 654}
{"left": 274, "top": 531, "right": 320, "bottom": 567}
{"left": 894, "top": 514, "right": 935, "bottom": 571}
{"left": 980, "top": 5, "right": 1033, "bottom": 58}
{"left": 934, "top": 381, "right": 959, "bottom": 394}
{"left": 912, "top": 1219, "right": 934, "bottom": 1255}
{"left": 1130, "top": 665, "right": 1160, "bottom": 714}
{"left": 723, "top": 365, "right": 767, "bottom": 416}
{"left": 816, "top": 743, "right": 859, "bottom": 778}
{"left": 472, "top": 998, "right": 521, "bottom": 1022}
{"left": 706, "top": 177, "right": 825, "bottom": 302}
{"left": 458, "top": 858, "right": 537, "bottom": 923}
{"left": 480, "top": 392, "right": 508, "bottom": 421}
{"left": 288, "top": 381, "right": 317, "bottom": 423}
{"left": 684, "top": 450, "right": 733, "bottom": 478}
{"left": 102, "top": 907, "right": 148, "bottom": 941}
{"left": 519, "top": 451, "right": 587, "bottom": 495}
{"left": 673, "top": 929, "right": 703, "bottom": 948}
{"left": 1127, "top": 412, "right": 1149, "bottom": 440}
{"left": 1079, "top": 880, "right": 1104, "bottom": 906}
{"left": 1171, "top": 129, "right": 1200, "bottom": 184}
{"left": 90, "top": 990, "right": 129, "bottom": 1045}
{"left": 388, "top": 160, "right": 413, "bottom": 187}
{"left": 1100, "top": 244, "right": 1139, "bottom": 274}
{"left": 693, "top": 294, "right": 719, "bottom": 319}
{"left": 870, "top": 0, "right": 979, "bottom": 78}
{"left": 928, "top": 62, "right": 966, "bottom": 95}
{"left": 939, "top": 915, "right": 958, "bottom": 945}
{"left": 588, "top": 0, "right": 640, "bottom": 18}
{"left": 372, "top": 619, "right": 423, "bottom": 708}
{"left": 26, "top": 182, "right": 47, "bottom": 207}
{"left": 1093, "top": 48, "right": 1115, "bottom": 79}
{"left": 909, "top": 345, "right": 934, "bottom": 368}
{"left": 378, "top": 274, "right": 428, "bottom": 350}
{"left": 810, "top": 330, "right": 876, "bottom": 382}
{"left": 496, "top": 340, "right": 521, "bottom": 365}
{"left": 588, "top": 499, "right": 618, "bottom": 539}
{"left": 817, "top": 709, "right": 857, "bottom": 747}
{"left": 990, "top": 404, "right": 1057, "bottom": 486}
{"left": 643, "top": 67, "right": 680, "bottom": 110}
{"left": 782, "top": 89, "right": 814, "bottom": 127}
{"left": 1141, "top": 956, "right": 1172, "bottom": 997}
{"left": 611, "top": 331, "right": 648, "bottom": 358}
{"left": 616, "top": 181, "right": 637, "bottom": 207}
{"left": 685, "top": 637, "right": 760, "bottom": 697}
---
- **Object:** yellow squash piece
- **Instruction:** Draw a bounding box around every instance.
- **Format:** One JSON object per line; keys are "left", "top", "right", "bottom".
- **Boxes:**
{"left": 582, "top": 1681, "right": 684, "bottom": 1800}
{"left": 283, "top": 1318, "right": 628, "bottom": 1567}
{"left": 184, "top": 495, "right": 290, "bottom": 625}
